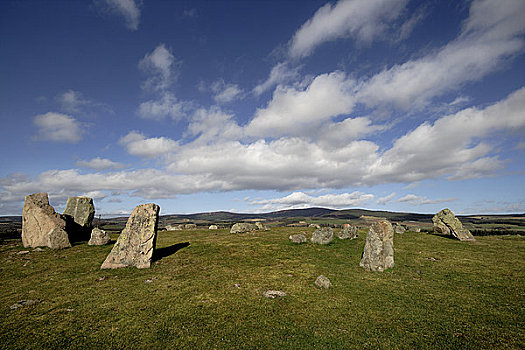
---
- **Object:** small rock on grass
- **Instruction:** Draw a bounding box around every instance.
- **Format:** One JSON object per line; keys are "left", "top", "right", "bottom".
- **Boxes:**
{"left": 10, "top": 299, "right": 40, "bottom": 310}
{"left": 263, "top": 290, "right": 287, "bottom": 299}
{"left": 16, "top": 250, "right": 30, "bottom": 255}
{"left": 315, "top": 275, "right": 332, "bottom": 289}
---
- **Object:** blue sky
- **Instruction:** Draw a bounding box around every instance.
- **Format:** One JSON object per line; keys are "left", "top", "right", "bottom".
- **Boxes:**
{"left": 1, "top": 0, "right": 524, "bottom": 216}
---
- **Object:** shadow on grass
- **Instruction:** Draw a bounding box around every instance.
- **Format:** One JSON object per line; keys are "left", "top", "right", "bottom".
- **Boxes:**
{"left": 153, "top": 242, "right": 190, "bottom": 262}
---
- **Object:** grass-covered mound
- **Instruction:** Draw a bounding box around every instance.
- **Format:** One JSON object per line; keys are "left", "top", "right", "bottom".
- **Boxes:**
{"left": 1, "top": 228, "right": 523, "bottom": 349}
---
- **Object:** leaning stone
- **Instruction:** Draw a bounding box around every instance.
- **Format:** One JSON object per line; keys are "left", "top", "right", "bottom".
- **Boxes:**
{"left": 263, "top": 290, "right": 287, "bottom": 299}
{"left": 433, "top": 209, "right": 475, "bottom": 242}
{"left": 209, "top": 225, "right": 218, "bottom": 230}
{"left": 289, "top": 234, "right": 307, "bottom": 244}
{"left": 337, "top": 225, "right": 358, "bottom": 239}
{"left": 230, "top": 223, "right": 258, "bottom": 234}
{"left": 360, "top": 220, "right": 394, "bottom": 272}
{"left": 311, "top": 227, "right": 334, "bottom": 245}
{"left": 22, "top": 193, "right": 71, "bottom": 249}
{"left": 315, "top": 275, "right": 332, "bottom": 289}
{"left": 88, "top": 228, "right": 111, "bottom": 246}
{"left": 101, "top": 203, "right": 160, "bottom": 269}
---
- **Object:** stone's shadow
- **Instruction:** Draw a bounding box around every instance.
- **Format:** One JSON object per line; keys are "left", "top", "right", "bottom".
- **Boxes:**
{"left": 153, "top": 242, "right": 190, "bottom": 262}
{"left": 428, "top": 232, "right": 457, "bottom": 240}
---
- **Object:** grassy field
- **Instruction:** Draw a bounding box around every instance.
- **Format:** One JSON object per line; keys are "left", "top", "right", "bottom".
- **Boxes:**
{"left": 1, "top": 227, "right": 524, "bottom": 349}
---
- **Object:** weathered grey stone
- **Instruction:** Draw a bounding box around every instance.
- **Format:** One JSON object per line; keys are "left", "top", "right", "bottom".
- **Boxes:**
{"left": 360, "top": 220, "right": 394, "bottom": 272}
{"left": 311, "top": 227, "right": 334, "bottom": 245}
{"left": 209, "top": 225, "right": 218, "bottom": 230}
{"left": 10, "top": 299, "right": 40, "bottom": 310}
{"left": 309, "top": 223, "right": 321, "bottom": 229}
{"left": 255, "top": 221, "right": 269, "bottom": 231}
{"left": 263, "top": 290, "right": 287, "bottom": 299}
{"left": 337, "top": 225, "right": 358, "bottom": 239}
{"left": 88, "top": 228, "right": 111, "bottom": 246}
{"left": 22, "top": 193, "right": 71, "bottom": 249}
{"left": 165, "top": 224, "right": 183, "bottom": 231}
{"left": 289, "top": 234, "right": 307, "bottom": 244}
{"left": 184, "top": 224, "right": 197, "bottom": 230}
{"left": 101, "top": 203, "right": 160, "bottom": 269}
{"left": 230, "top": 222, "right": 258, "bottom": 234}
{"left": 315, "top": 275, "right": 332, "bottom": 289}
{"left": 63, "top": 197, "right": 95, "bottom": 228}
{"left": 433, "top": 209, "right": 475, "bottom": 241}
{"left": 393, "top": 224, "right": 406, "bottom": 234}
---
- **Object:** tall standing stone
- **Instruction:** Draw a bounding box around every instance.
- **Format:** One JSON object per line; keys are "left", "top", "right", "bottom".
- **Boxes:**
{"left": 360, "top": 220, "right": 394, "bottom": 272}
{"left": 101, "top": 203, "right": 160, "bottom": 269}
{"left": 22, "top": 193, "right": 71, "bottom": 249}
{"left": 63, "top": 196, "right": 95, "bottom": 227}
{"left": 63, "top": 196, "right": 95, "bottom": 241}
{"left": 432, "top": 209, "right": 475, "bottom": 242}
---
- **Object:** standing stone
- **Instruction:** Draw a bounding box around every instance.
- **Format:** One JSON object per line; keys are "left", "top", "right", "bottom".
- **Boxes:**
{"left": 337, "top": 225, "right": 358, "bottom": 239}
{"left": 209, "top": 225, "right": 218, "bottom": 230}
{"left": 230, "top": 223, "right": 258, "bottom": 234}
{"left": 432, "top": 209, "right": 475, "bottom": 242}
{"left": 393, "top": 224, "right": 406, "bottom": 234}
{"left": 101, "top": 203, "right": 160, "bottom": 269}
{"left": 63, "top": 197, "right": 95, "bottom": 228}
{"left": 289, "top": 234, "right": 307, "bottom": 244}
{"left": 22, "top": 193, "right": 71, "bottom": 249}
{"left": 311, "top": 227, "right": 334, "bottom": 245}
{"left": 315, "top": 275, "right": 332, "bottom": 289}
{"left": 360, "top": 220, "right": 394, "bottom": 272}
{"left": 88, "top": 228, "right": 111, "bottom": 246}
{"left": 63, "top": 196, "right": 95, "bottom": 242}
{"left": 184, "top": 224, "right": 197, "bottom": 230}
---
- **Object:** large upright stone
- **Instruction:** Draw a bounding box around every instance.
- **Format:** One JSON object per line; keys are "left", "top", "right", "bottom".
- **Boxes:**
{"left": 63, "top": 196, "right": 95, "bottom": 242}
{"left": 101, "top": 203, "right": 160, "bottom": 269}
{"left": 311, "top": 227, "right": 334, "bottom": 245}
{"left": 22, "top": 193, "right": 71, "bottom": 249}
{"left": 360, "top": 220, "right": 394, "bottom": 272}
{"left": 63, "top": 196, "right": 95, "bottom": 228}
{"left": 433, "top": 209, "right": 475, "bottom": 242}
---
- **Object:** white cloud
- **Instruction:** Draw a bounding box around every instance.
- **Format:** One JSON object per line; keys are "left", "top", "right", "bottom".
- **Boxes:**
{"left": 186, "top": 107, "right": 243, "bottom": 144}
{"left": 33, "top": 112, "right": 84, "bottom": 143}
{"left": 248, "top": 191, "right": 374, "bottom": 211}
{"left": 137, "top": 92, "right": 190, "bottom": 120}
{"left": 246, "top": 71, "right": 356, "bottom": 138}
{"left": 56, "top": 90, "right": 90, "bottom": 113}
{"left": 253, "top": 62, "right": 300, "bottom": 96}
{"left": 356, "top": 0, "right": 525, "bottom": 111}
{"left": 119, "top": 131, "right": 179, "bottom": 158}
{"left": 211, "top": 80, "right": 243, "bottom": 103}
{"left": 289, "top": 0, "right": 408, "bottom": 59}
{"left": 75, "top": 157, "right": 126, "bottom": 170}
{"left": 376, "top": 193, "right": 396, "bottom": 205}
{"left": 366, "top": 86, "right": 525, "bottom": 183}
{"left": 100, "top": 0, "right": 141, "bottom": 31}
{"left": 139, "top": 44, "right": 179, "bottom": 92}
{"left": 398, "top": 194, "right": 456, "bottom": 205}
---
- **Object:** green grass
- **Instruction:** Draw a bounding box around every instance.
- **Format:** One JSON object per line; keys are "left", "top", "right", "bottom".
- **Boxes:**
{"left": 1, "top": 228, "right": 524, "bottom": 349}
